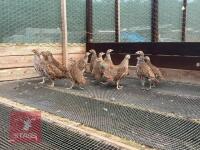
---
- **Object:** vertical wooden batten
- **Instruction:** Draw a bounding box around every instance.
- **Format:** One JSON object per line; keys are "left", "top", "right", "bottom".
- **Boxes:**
{"left": 61, "top": 0, "right": 68, "bottom": 67}
{"left": 181, "top": 0, "right": 187, "bottom": 42}
{"left": 115, "top": 0, "right": 120, "bottom": 42}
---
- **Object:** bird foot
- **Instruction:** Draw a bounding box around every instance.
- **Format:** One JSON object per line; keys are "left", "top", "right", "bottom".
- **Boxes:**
{"left": 48, "top": 82, "right": 54, "bottom": 88}
{"left": 39, "top": 81, "right": 45, "bottom": 84}
{"left": 100, "top": 82, "right": 108, "bottom": 85}
{"left": 78, "top": 87, "right": 84, "bottom": 90}
{"left": 117, "top": 85, "right": 123, "bottom": 90}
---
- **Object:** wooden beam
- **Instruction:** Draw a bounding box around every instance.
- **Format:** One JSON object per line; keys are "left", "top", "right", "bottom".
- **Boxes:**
{"left": 86, "top": 42, "right": 200, "bottom": 70}
{"left": 0, "top": 67, "right": 38, "bottom": 81}
{"left": 181, "top": 0, "right": 187, "bottom": 42}
{"left": 86, "top": 0, "right": 93, "bottom": 43}
{"left": 0, "top": 44, "right": 62, "bottom": 56}
{"left": 151, "top": 0, "right": 159, "bottom": 42}
{"left": 0, "top": 55, "right": 62, "bottom": 69}
{"left": 115, "top": 0, "right": 120, "bottom": 42}
{"left": 61, "top": 0, "right": 68, "bottom": 67}
{"left": 0, "top": 44, "right": 86, "bottom": 56}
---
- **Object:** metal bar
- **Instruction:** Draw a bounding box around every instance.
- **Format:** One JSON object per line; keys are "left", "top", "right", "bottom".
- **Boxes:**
{"left": 86, "top": 42, "right": 200, "bottom": 70}
{"left": 87, "top": 42, "right": 200, "bottom": 56}
{"left": 151, "top": 0, "right": 159, "bottom": 42}
{"left": 60, "top": 0, "right": 68, "bottom": 67}
{"left": 115, "top": 0, "right": 120, "bottom": 42}
{"left": 86, "top": 0, "right": 93, "bottom": 43}
{"left": 181, "top": 0, "right": 187, "bottom": 42}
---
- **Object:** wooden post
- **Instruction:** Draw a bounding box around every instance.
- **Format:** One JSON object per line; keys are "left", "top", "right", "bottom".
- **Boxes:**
{"left": 61, "top": 0, "right": 68, "bottom": 67}
{"left": 115, "top": 0, "right": 120, "bottom": 42}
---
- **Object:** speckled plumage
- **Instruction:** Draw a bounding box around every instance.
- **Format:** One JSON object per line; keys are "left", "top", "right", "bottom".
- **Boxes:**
{"left": 77, "top": 52, "right": 90, "bottom": 73}
{"left": 103, "top": 54, "right": 130, "bottom": 90}
{"left": 89, "top": 49, "right": 97, "bottom": 73}
{"left": 92, "top": 52, "right": 105, "bottom": 81}
{"left": 144, "top": 56, "right": 163, "bottom": 82}
{"left": 135, "top": 51, "right": 157, "bottom": 90}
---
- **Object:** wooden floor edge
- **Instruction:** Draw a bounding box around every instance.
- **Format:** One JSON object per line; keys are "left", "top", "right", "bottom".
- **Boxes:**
{"left": 0, "top": 96, "right": 153, "bottom": 150}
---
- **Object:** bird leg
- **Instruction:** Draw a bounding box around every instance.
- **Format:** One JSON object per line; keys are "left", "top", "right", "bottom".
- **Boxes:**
{"left": 49, "top": 80, "right": 54, "bottom": 88}
{"left": 66, "top": 81, "right": 74, "bottom": 90}
{"left": 146, "top": 79, "right": 152, "bottom": 90}
{"left": 116, "top": 81, "right": 123, "bottom": 90}
{"left": 140, "top": 78, "right": 146, "bottom": 90}
{"left": 39, "top": 77, "right": 45, "bottom": 84}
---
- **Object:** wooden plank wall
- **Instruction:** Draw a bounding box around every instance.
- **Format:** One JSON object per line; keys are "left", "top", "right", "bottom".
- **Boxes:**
{"left": 0, "top": 44, "right": 86, "bottom": 81}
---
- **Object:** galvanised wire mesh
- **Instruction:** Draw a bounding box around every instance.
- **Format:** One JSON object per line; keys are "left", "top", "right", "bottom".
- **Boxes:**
{"left": 0, "top": 0, "right": 61, "bottom": 44}
{"left": 158, "top": 0, "right": 183, "bottom": 42}
{"left": 92, "top": 0, "right": 115, "bottom": 42}
{"left": 67, "top": 0, "right": 86, "bottom": 43}
{"left": 0, "top": 104, "right": 120, "bottom": 150}
{"left": 186, "top": 0, "right": 200, "bottom": 42}
{"left": 120, "top": 0, "right": 151, "bottom": 42}
{"left": 0, "top": 79, "right": 200, "bottom": 150}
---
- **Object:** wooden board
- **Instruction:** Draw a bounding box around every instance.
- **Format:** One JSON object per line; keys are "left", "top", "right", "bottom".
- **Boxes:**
{"left": 0, "top": 54, "right": 62, "bottom": 69}
{"left": 128, "top": 66, "right": 200, "bottom": 85}
{"left": 0, "top": 67, "right": 38, "bottom": 81}
{"left": 0, "top": 43, "right": 85, "bottom": 56}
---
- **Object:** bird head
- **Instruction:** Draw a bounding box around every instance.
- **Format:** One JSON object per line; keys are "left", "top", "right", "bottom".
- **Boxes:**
{"left": 32, "top": 49, "right": 39, "bottom": 55}
{"left": 45, "top": 51, "right": 53, "bottom": 57}
{"left": 107, "top": 49, "right": 114, "bottom": 53}
{"left": 89, "top": 49, "right": 96, "bottom": 54}
{"left": 86, "top": 52, "right": 91, "bottom": 56}
{"left": 135, "top": 50, "right": 144, "bottom": 56}
{"left": 144, "top": 56, "right": 151, "bottom": 62}
{"left": 40, "top": 51, "right": 48, "bottom": 60}
{"left": 125, "top": 54, "right": 131, "bottom": 59}
{"left": 99, "top": 52, "right": 105, "bottom": 57}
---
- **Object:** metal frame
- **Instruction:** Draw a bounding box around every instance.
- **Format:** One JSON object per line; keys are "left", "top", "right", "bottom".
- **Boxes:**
{"left": 181, "top": 0, "right": 187, "bottom": 42}
{"left": 86, "top": 0, "right": 93, "bottom": 43}
{"left": 85, "top": 0, "right": 200, "bottom": 70}
{"left": 115, "top": 0, "right": 120, "bottom": 42}
{"left": 151, "top": 0, "right": 159, "bottom": 42}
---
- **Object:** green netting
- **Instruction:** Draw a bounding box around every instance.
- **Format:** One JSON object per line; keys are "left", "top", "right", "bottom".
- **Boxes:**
{"left": 93, "top": 0, "right": 115, "bottom": 42}
{"left": 120, "top": 0, "right": 151, "bottom": 42}
{"left": 67, "top": 0, "right": 86, "bottom": 43}
{"left": 0, "top": 0, "right": 61, "bottom": 43}
{"left": 158, "top": 0, "right": 182, "bottom": 42}
{"left": 186, "top": 0, "right": 200, "bottom": 42}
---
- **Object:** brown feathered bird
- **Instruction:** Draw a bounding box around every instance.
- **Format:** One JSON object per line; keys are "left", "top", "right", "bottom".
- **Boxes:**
{"left": 40, "top": 51, "right": 68, "bottom": 87}
{"left": 92, "top": 52, "right": 105, "bottom": 81}
{"left": 100, "top": 49, "right": 114, "bottom": 76}
{"left": 144, "top": 56, "right": 163, "bottom": 86}
{"left": 89, "top": 49, "right": 97, "bottom": 73}
{"left": 103, "top": 49, "right": 114, "bottom": 67}
{"left": 77, "top": 52, "right": 90, "bottom": 73}
{"left": 46, "top": 51, "right": 72, "bottom": 79}
{"left": 32, "top": 49, "right": 47, "bottom": 84}
{"left": 135, "top": 51, "right": 157, "bottom": 90}
{"left": 102, "top": 54, "right": 130, "bottom": 90}
{"left": 67, "top": 59, "right": 86, "bottom": 89}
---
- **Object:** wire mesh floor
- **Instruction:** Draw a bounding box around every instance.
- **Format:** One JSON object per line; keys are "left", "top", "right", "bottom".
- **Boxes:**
{"left": 0, "top": 103, "right": 119, "bottom": 150}
{"left": 0, "top": 78, "right": 199, "bottom": 150}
